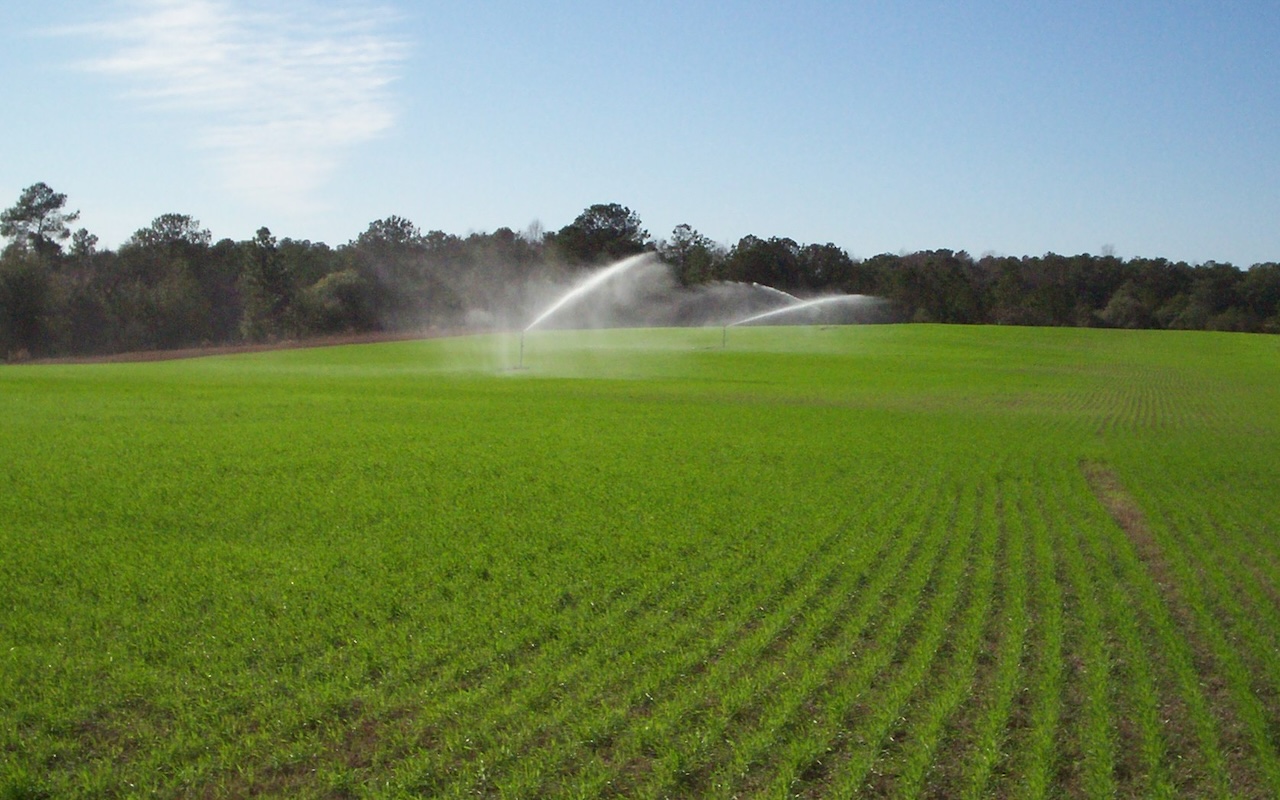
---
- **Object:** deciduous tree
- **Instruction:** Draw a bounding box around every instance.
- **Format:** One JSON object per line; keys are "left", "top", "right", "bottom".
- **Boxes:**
{"left": 0, "top": 248, "right": 52, "bottom": 357}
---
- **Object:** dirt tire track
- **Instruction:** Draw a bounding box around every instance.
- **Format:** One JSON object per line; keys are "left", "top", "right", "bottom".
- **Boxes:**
{"left": 1082, "top": 460, "right": 1270, "bottom": 798}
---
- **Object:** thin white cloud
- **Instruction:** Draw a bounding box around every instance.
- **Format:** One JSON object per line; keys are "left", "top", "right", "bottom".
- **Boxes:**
{"left": 70, "top": 0, "right": 407, "bottom": 208}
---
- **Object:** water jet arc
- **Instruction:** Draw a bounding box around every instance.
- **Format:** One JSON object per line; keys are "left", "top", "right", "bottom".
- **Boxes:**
{"left": 749, "top": 283, "right": 803, "bottom": 305}
{"left": 718, "top": 283, "right": 802, "bottom": 347}
{"left": 524, "top": 254, "right": 654, "bottom": 333}
{"left": 721, "top": 294, "right": 874, "bottom": 347}
{"left": 518, "top": 254, "right": 655, "bottom": 368}
{"left": 727, "top": 294, "right": 869, "bottom": 327}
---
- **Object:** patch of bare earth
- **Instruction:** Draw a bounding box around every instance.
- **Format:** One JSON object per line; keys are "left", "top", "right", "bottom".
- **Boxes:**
{"left": 181, "top": 700, "right": 430, "bottom": 799}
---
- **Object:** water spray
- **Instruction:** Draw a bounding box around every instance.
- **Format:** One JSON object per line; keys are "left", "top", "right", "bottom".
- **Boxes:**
{"left": 721, "top": 294, "right": 874, "bottom": 346}
{"left": 515, "top": 254, "right": 657, "bottom": 369}
{"left": 511, "top": 257, "right": 856, "bottom": 363}
{"left": 524, "top": 254, "right": 654, "bottom": 333}
{"left": 749, "top": 282, "right": 803, "bottom": 304}
{"left": 721, "top": 283, "right": 802, "bottom": 348}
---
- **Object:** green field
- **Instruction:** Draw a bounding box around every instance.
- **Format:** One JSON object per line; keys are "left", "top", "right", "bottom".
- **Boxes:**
{"left": 3, "top": 325, "right": 1279, "bottom": 798}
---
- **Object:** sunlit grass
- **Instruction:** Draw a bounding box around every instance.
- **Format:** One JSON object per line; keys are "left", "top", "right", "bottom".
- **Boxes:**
{"left": 2, "top": 325, "right": 1278, "bottom": 797}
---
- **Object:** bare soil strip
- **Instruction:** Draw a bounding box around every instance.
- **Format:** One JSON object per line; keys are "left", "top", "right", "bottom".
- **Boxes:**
{"left": 1081, "top": 460, "right": 1267, "bottom": 798}
{"left": 22, "top": 329, "right": 481, "bottom": 365}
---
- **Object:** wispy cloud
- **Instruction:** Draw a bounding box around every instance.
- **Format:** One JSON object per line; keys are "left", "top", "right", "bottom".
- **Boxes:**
{"left": 69, "top": 0, "right": 407, "bottom": 208}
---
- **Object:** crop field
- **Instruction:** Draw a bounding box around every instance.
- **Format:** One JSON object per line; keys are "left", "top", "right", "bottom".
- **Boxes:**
{"left": 2, "top": 324, "right": 1279, "bottom": 798}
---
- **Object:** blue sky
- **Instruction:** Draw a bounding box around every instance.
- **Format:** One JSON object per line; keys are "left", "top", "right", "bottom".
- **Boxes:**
{"left": 3, "top": 1, "right": 1278, "bottom": 265}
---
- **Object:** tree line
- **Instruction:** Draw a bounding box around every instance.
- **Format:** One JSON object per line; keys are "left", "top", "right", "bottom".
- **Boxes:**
{"left": 1, "top": 182, "right": 1277, "bottom": 359}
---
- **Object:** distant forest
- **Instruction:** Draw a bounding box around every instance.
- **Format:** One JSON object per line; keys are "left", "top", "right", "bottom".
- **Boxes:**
{"left": 2, "top": 182, "right": 1278, "bottom": 360}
